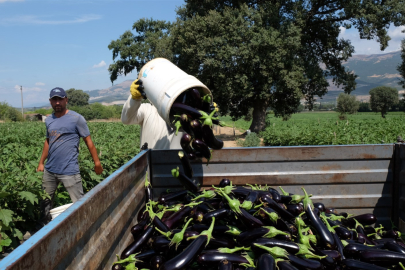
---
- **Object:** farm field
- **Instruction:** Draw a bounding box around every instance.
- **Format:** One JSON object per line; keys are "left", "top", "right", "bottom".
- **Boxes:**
{"left": 221, "top": 112, "right": 405, "bottom": 146}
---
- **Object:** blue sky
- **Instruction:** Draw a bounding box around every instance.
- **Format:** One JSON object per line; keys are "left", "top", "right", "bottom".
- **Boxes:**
{"left": 0, "top": 0, "right": 404, "bottom": 108}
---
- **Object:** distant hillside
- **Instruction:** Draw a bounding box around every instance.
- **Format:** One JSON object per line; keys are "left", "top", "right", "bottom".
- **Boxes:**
{"left": 86, "top": 80, "right": 133, "bottom": 105}
{"left": 86, "top": 51, "right": 404, "bottom": 105}
{"left": 319, "top": 51, "right": 403, "bottom": 102}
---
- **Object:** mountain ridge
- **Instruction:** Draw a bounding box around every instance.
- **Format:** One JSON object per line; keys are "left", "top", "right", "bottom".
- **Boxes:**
{"left": 86, "top": 51, "right": 404, "bottom": 105}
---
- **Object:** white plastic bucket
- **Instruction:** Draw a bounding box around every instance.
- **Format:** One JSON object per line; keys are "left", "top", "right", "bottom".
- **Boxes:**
{"left": 50, "top": 203, "right": 73, "bottom": 220}
{"left": 138, "top": 58, "right": 212, "bottom": 124}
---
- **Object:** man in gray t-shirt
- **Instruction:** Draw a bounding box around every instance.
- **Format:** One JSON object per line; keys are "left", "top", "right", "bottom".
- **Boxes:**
{"left": 37, "top": 87, "right": 103, "bottom": 226}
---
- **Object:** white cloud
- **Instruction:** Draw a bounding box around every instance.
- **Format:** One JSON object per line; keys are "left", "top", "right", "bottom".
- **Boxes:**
{"left": 35, "top": 82, "right": 45, "bottom": 86}
{"left": 15, "top": 85, "right": 45, "bottom": 93}
{"left": 0, "top": 0, "right": 24, "bottom": 3}
{"left": 0, "top": 14, "right": 102, "bottom": 25}
{"left": 93, "top": 60, "right": 107, "bottom": 68}
{"left": 339, "top": 24, "right": 405, "bottom": 55}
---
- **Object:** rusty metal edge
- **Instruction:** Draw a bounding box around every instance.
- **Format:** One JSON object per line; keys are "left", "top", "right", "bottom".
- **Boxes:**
{"left": 0, "top": 149, "right": 150, "bottom": 270}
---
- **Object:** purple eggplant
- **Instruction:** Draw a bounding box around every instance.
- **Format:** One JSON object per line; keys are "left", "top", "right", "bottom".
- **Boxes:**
{"left": 384, "top": 241, "right": 405, "bottom": 254}
{"left": 382, "top": 229, "right": 401, "bottom": 239}
{"left": 160, "top": 218, "right": 216, "bottom": 270}
{"left": 237, "top": 226, "right": 290, "bottom": 246}
{"left": 344, "top": 213, "right": 377, "bottom": 227}
{"left": 260, "top": 193, "right": 295, "bottom": 221}
{"left": 187, "top": 88, "right": 203, "bottom": 109}
{"left": 333, "top": 231, "right": 346, "bottom": 260}
{"left": 268, "top": 188, "right": 282, "bottom": 202}
{"left": 277, "top": 261, "right": 299, "bottom": 270}
{"left": 343, "top": 243, "right": 385, "bottom": 258}
{"left": 197, "top": 252, "right": 252, "bottom": 267}
{"left": 252, "top": 238, "right": 300, "bottom": 254}
{"left": 179, "top": 114, "right": 194, "bottom": 135}
{"left": 256, "top": 207, "right": 280, "bottom": 225}
{"left": 359, "top": 249, "right": 405, "bottom": 266}
{"left": 121, "top": 225, "right": 154, "bottom": 259}
{"left": 130, "top": 219, "right": 148, "bottom": 240}
{"left": 150, "top": 255, "right": 165, "bottom": 270}
{"left": 313, "top": 202, "right": 325, "bottom": 212}
{"left": 158, "top": 190, "right": 188, "bottom": 204}
{"left": 178, "top": 150, "right": 194, "bottom": 179}
{"left": 190, "top": 119, "right": 203, "bottom": 140}
{"left": 302, "top": 188, "right": 336, "bottom": 249}
{"left": 145, "top": 174, "right": 153, "bottom": 202}
{"left": 287, "top": 254, "right": 324, "bottom": 270}
{"left": 218, "top": 259, "right": 233, "bottom": 270}
{"left": 171, "top": 167, "right": 200, "bottom": 193}
{"left": 334, "top": 226, "right": 352, "bottom": 240}
{"left": 325, "top": 207, "right": 339, "bottom": 214}
{"left": 111, "top": 264, "right": 123, "bottom": 270}
{"left": 202, "top": 208, "right": 232, "bottom": 223}
{"left": 201, "top": 124, "right": 224, "bottom": 150}
{"left": 180, "top": 133, "right": 194, "bottom": 155}
{"left": 153, "top": 216, "right": 170, "bottom": 233}
{"left": 164, "top": 205, "right": 194, "bottom": 229}
{"left": 171, "top": 102, "right": 203, "bottom": 119}
{"left": 257, "top": 253, "right": 276, "bottom": 270}
{"left": 219, "top": 178, "right": 231, "bottom": 187}
{"left": 237, "top": 207, "right": 264, "bottom": 229}
{"left": 135, "top": 249, "right": 157, "bottom": 261}
{"left": 152, "top": 235, "right": 171, "bottom": 252}
{"left": 340, "top": 259, "right": 389, "bottom": 270}
{"left": 192, "top": 139, "right": 211, "bottom": 160}
{"left": 286, "top": 203, "right": 304, "bottom": 216}
{"left": 206, "top": 237, "right": 236, "bottom": 249}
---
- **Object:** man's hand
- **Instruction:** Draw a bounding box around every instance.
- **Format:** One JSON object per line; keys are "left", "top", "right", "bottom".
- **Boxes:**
{"left": 130, "top": 79, "right": 145, "bottom": 100}
{"left": 94, "top": 161, "right": 103, "bottom": 175}
{"left": 37, "top": 164, "right": 44, "bottom": 172}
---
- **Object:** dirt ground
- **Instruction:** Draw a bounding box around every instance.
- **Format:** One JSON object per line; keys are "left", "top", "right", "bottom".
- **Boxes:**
{"left": 212, "top": 125, "right": 245, "bottom": 147}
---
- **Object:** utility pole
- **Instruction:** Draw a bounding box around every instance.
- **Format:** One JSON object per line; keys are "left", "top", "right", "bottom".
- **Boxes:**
{"left": 20, "top": 86, "right": 23, "bottom": 118}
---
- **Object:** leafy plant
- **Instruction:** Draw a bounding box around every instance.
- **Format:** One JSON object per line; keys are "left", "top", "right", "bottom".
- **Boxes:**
{"left": 237, "top": 132, "right": 261, "bottom": 147}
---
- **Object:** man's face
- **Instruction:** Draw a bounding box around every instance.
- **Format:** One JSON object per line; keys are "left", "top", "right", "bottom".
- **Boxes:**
{"left": 49, "top": 96, "right": 68, "bottom": 112}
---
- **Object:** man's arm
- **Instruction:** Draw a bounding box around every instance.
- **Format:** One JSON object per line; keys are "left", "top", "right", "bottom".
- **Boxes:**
{"left": 82, "top": 135, "right": 103, "bottom": 175}
{"left": 37, "top": 138, "right": 49, "bottom": 172}
{"left": 121, "top": 96, "right": 144, "bottom": 125}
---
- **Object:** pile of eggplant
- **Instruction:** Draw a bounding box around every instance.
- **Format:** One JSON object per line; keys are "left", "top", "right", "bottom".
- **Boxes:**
{"left": 112, "top": 168, "right": 405, "bottom": 269}
{"left": 169, "top": 87, "right": 228, "bottom": 161}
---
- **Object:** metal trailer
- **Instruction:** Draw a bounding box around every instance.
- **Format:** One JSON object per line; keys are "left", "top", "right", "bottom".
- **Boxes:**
{"left": 1, "top": 144, "right": 405, "bottom": 270}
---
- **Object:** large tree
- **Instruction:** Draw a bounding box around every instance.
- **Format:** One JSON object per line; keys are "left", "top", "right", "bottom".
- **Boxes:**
{"left": 369, "top": 86, "right": 399, "bottom": 118}
{"left": 398, "top": 39, "right": 405, "bottom": 89}
{"left": 109, "top": 0, "right": 405, "bottom": 132}
{"left": 66, "top": 88, "right": 90, "bottom": 107}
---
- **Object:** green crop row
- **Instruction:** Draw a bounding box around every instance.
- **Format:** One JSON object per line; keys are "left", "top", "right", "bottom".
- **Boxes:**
{"left": 262, "top": 115, "right": 405, "bottom": 146}
{"left": 0, "top": 122, "right": 140, "bottom": 252}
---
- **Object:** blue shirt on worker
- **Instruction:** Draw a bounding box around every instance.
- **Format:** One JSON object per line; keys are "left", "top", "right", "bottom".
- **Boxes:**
{"left": 44, "top": 110, "right": 90, "bottom": 175}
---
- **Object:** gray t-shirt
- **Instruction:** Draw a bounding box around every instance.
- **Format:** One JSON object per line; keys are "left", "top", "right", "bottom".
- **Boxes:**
{"left": 44, "top": 110, "right": 90, "bottom": 175}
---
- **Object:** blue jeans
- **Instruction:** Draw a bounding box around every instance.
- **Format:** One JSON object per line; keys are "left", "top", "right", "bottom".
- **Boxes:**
{"left": 40, "top": 169, "right": 84, "bottom": 223}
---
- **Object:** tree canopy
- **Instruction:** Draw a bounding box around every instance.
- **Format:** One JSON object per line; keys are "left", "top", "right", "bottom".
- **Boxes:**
{"left": 369, "top": 86, "right": 399, "bottom": 118}
{"left": 398, "top": 39, "right": 405, "bottom": 89}
{"left": 108, "top": 0, "right": 405, "bottom": 132}
{"left": 66, "top": 88, "right": 90, "bottom": 107}
{"left": 336, "top": 93, "right": 359, "bottom": 115}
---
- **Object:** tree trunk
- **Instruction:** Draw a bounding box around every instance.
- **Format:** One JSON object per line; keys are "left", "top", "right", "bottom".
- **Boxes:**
{"left": 381, "top": 110, "right": 386, "bottom": 118}
{"left": 249, "top": 99, "right": 269, "bottom": 133}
